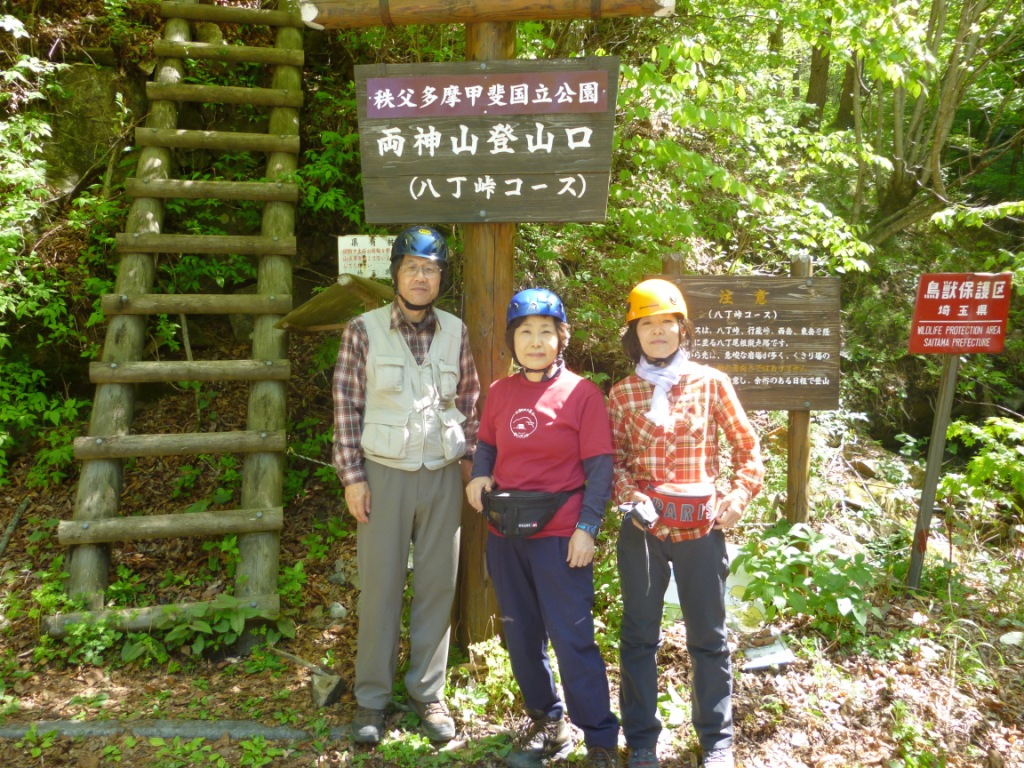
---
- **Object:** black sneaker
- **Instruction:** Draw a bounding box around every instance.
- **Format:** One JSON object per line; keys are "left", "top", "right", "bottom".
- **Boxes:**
{"left": 351, "top": 706, "right": 386, "bottom": 744}
{"left": 409, "top": 697, "right": 456, "bottom": 742}
{"left": 506, "top": 715, "right": 572, "bottom": 767}
{"left": 587, "top": 745, "right": 621, "bottom": 768}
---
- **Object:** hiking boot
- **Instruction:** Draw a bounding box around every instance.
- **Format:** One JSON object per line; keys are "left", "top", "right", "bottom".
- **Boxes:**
{"left": 505, "top": 715, "right": 572, "bottom": 767}
{"left": 351, "top": 706, "right": 386, "bottom": 744}
{"left": 627, "top": 747, "right": 660, "bottom": 768}
{"left": 703, "top": 747, "right": 735, "bottom": 768}
{"left": 409, "top": 697, "right": 456, "bottom": 742}
{"left": 586, "top": 745, "right": 621, "bottom": 768}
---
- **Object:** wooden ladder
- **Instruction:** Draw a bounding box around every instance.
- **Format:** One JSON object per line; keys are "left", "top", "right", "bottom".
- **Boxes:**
{"left": 45, "top": 1, "right": 304, "bottom": 641}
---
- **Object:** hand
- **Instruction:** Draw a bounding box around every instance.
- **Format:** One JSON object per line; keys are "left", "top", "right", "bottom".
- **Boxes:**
{"left": 566, "top": 529, "right": 595, "bottom": 568}
{"left": 465, "top": 475, "right": 493, "bottom": 512}
{"left": 713, "top": 490, "right": 745, "bottom": 530}
{"left": 627, "top": 491, "right": 654, "bottom": 531}
{"left": 344, "top": 481, "right": 371, "bottom": 524}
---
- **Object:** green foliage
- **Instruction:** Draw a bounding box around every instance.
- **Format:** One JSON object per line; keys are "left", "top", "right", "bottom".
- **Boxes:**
{"left": 13, "top": 724, "right": 59, "bottom": 761}
{"left": 149, "top": 736, "right": 227, "bottom": 768}
{"left": 155, "top": 594, "right": 285, "bottom": 657}
{"left": 731, "top": 521, "right": 883, "bottom": 642}
{"left": 940, "top": 416, "right": 1024, "bottom": 524}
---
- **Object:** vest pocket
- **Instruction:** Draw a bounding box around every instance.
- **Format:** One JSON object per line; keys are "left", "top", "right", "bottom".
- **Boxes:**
{"left": 437, "top": 362, "right": 459, "bottom": 401}
{"left": 374, "top": 356, "right": 406, "bottom": 392}
{"left": 439, "top": 409, "right": 466, "bottom": 461}
{"left": 362, "top": 409, "right": 411, "bottom": 459}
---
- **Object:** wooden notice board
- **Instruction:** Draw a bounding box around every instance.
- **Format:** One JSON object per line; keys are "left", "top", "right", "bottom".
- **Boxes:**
{"left": 671, "top": 276, "right": 842, "bottom": 411}
{"left": 355, "top": 57, "right": 618, "bottom": 224}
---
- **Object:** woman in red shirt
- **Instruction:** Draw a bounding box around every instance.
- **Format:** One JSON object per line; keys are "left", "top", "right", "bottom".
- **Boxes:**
{"left": 467, "top": 288, "right": 620, "bottom": 768}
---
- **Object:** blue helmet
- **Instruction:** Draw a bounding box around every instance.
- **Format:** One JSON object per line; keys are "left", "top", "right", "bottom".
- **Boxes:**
{"left": 506, "top": 288, "right": 567, "bottom": 326}
{"left": 389, "top": 226, "right": 449, "bottom": 282}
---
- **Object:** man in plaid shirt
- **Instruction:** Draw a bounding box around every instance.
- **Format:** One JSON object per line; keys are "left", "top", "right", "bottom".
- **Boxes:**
{"left": 608, "top": 279, "right": 764, "bottom": 768}
{"left": 333, "top": 226, "right": 480, "bottom": 746}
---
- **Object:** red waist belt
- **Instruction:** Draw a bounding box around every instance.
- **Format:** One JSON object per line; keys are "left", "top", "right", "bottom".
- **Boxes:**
{"left": 642, "top": 482, "right": 717, "bottom": 529}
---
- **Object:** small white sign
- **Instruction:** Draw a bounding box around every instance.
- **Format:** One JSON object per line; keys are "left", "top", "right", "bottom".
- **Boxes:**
{"left": 337, "top": 234, "right": 395, "bottom": 279}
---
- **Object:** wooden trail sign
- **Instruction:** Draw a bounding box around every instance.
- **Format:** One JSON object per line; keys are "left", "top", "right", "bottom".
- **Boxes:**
{"left": 355, "top": 57, "right": 618, "bottom": 223}
{"left": 670, "top": 276, "right": 842, "bottom": 411}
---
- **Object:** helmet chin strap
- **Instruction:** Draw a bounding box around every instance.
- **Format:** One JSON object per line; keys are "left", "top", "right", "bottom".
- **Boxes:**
{"left": 398, "top": 292, "right": 433, "bottom": 313}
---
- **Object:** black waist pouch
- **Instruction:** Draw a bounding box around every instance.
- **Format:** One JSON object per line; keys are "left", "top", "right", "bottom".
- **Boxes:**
{"left": 483, "top": 489, "right": 577, "bottom": 538}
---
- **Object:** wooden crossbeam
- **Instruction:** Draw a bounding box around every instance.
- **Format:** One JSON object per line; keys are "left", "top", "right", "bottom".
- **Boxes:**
{"left": 300, "top": 0, "right": 675, "bottom": 29}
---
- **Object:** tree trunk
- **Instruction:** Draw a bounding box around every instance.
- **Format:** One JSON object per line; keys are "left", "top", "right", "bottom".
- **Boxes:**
{"left": 798, "top": 44, "right": 830, "bottom": 130}
{"left": 832, "top": 59, "right": 856, "bottom": 130}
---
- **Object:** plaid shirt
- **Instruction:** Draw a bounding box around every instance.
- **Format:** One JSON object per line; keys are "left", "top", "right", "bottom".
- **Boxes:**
{"left": 332, "top": 302, "right": 480, "bottom": 487}
{"left": 608, "top": 366, "right": 764, "bottom": 542}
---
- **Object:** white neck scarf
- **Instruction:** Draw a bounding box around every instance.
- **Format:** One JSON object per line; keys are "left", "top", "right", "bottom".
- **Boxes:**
{"left": 635, "top": 350, "right": 693, "bottom": 427}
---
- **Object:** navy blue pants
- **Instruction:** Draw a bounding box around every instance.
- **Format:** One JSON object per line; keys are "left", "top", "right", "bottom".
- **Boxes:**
{"left": 617, "top": 522, "right": 732, "bottom": 754}
{"left": 487, "top": 533, "right": 619, "bottom": 749}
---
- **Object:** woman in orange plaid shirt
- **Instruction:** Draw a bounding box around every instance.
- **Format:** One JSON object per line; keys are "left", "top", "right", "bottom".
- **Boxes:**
{"left": 608, "top": 279, "right": 765, "bottom": 768}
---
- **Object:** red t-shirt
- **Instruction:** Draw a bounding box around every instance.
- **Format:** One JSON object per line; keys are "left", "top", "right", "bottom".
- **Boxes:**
{"left": 479, "top": 368, "right": 613, "bottom": 537}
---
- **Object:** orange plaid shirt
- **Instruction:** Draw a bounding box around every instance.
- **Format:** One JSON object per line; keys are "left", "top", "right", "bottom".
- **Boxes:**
{"left": 608, "top": 365, "right": 764, "bottom": 542}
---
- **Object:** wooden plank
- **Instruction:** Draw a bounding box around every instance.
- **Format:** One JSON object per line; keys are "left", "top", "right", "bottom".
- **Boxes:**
{"left": 89, "top": 359, "right": 290, "bottom": 384}
{"left": 74, "top": 430, "right": 287, "bottom": 460}
{"left": 102, "top": 293, "right": 293, "bottom": 316}
{"left": 147, "top": 82, "right": 304, "bottom": 108}
{"left": 115, "top": 233, "right": 296, "bottom": 256}
{"left": 301, "top": 0, "right": 676, "bottom": 29}
{"left": 135, "top": 127, "right": 300, "bottom": 154}
{"left": 154, "top": 40, "right": 304, "bottom": 67}
{"left": 161, "top": 1, "right": 304, "bottom": 27}
{"left": 58, "top": 507, "right": 284, "bottom": 545}
{"left": 126, "top": 178, "right": 299, "bottom": 203}
{"left": 44, "top": 594, "right": 281, "bottom": 638}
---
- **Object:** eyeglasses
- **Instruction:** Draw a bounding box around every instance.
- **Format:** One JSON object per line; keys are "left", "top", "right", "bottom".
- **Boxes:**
{"left": 398, "top": 263, "right": 442, "bottom": 279}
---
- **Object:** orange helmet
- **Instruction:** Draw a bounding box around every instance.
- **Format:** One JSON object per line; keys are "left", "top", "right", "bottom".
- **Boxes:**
{"left": 625, "top": 279, "right": 687, "bottom": 323}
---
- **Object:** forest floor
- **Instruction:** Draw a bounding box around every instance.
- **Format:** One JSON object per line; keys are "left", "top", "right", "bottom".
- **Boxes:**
{"left": 0, "top": 334, "right": 1022, "bottom": 768}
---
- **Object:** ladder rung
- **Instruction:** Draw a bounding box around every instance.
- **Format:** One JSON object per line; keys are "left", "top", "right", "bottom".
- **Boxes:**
{"left": 147, "top": 82, "right": 303, "bottom": 108}
{"left": 160, "top": 1, "right": 303, "bottom": 28}
{"left": 126, "top": 178, "right": 299, "bottom": 203}
{"left": 102, "top": 293, "right": 292, "bottom": 316}
{"left": 44, "top": 594, "right": 281, "bottom": 638}
{"left": 115, "top": 233, "right": 296, "bottom": 256}
{"left": 135, "top": 127, "right": 299, "bottom": 154}
{"left": 154, "top": 40, "right": 304, "bottom": 67}
{"left": 59, "top": 507, "right": 283, "bottom": 545}
{"left": 74, "top": 430, "right": 287, "bottom": 460}
{"left": 90, "top": 360, "right": 290, "bottom": 384}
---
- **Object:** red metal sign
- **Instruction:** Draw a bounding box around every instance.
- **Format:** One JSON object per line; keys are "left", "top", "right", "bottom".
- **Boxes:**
{"left": 908, "top": 272, "right": 1012, "bottom": 354}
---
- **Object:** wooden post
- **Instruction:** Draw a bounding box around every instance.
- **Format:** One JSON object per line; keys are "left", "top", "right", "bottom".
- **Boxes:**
{"left": 234, "top": 3, "right": 303, "bottom": 650}
{"left": 66, "top": 13, "right": 190, "bottom": 608}
{"left": 786, "top": 254, "right": 812, "bottom": 524}
{"left": 454, "top": 21, "right": 516, "bottom": 648}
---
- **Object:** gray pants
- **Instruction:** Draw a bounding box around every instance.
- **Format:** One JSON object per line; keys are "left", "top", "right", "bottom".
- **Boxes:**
{"left": 617, "top": 522, "right": 733, "bottom": 754}
{"left": 355, "top": 459, "right": 462, "bottom": 709}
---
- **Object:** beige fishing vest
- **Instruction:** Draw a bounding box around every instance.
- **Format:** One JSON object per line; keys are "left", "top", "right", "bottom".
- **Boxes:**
{"left": 360, "top": 305, "right": 467, "bottom": 471}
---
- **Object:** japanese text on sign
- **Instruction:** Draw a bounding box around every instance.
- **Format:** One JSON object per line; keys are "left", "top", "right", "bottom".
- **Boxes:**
{"left": 366, "top": 71, "right": 608, "bottom": 118}
{"left": 908, "top": 272, "right": 1012, "bottom": 354}
{"left": 674, "top": 277, "right": 842, "bottom": 411}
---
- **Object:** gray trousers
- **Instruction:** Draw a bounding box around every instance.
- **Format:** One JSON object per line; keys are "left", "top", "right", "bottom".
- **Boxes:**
{"left": 355, "top": 459, "right": 462, "bottom": 709}
{"left": 617, "top": 522, "right": 733, "bottom": 754}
